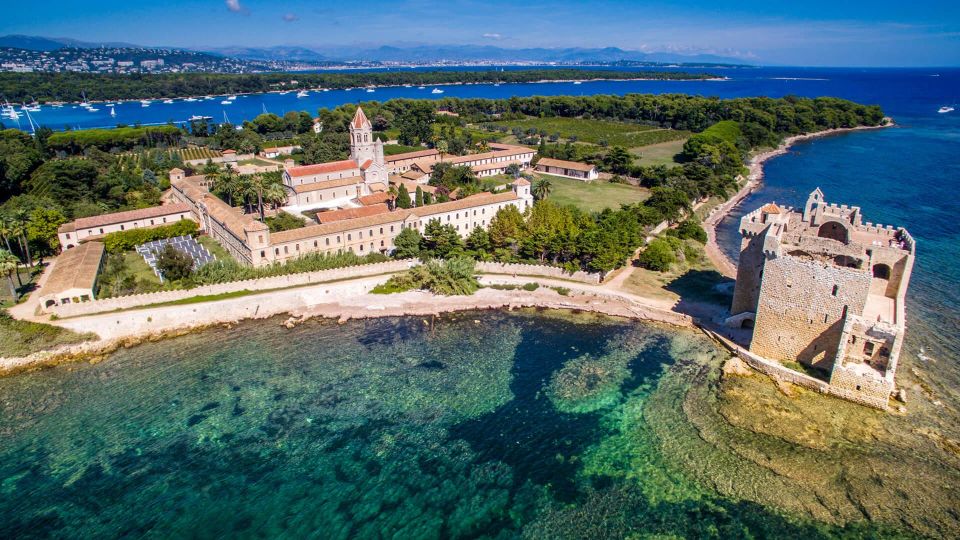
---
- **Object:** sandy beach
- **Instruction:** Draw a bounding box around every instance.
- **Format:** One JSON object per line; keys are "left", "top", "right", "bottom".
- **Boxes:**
{"left": 702, "top": 120, "right": 895, "bottom": 277}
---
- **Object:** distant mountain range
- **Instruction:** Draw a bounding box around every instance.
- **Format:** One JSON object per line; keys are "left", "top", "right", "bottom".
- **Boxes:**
{"left": 0, "top": 34, "right": 751, "bottom": 66}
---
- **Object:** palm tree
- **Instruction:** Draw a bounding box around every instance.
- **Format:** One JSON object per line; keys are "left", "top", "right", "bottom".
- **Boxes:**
{"left": 207, "top": 167, "right": 240, "bottom": 206}
{"left": 0, "top": 219, "right": 22, "bottom": 287}
{"left": 0, "top": 249, "right": 20, "bottom": 300}
{"left": 244, "top": 173, "right": 268, "bottom": 222}
{"left": 264, "top": 182, "right": 288, "bottom": 210}
{"left": 533, "top": 178, "right": 553, "bottom": 201}
{"left": 10, "top": 210, "right": 32, "bottom": 268}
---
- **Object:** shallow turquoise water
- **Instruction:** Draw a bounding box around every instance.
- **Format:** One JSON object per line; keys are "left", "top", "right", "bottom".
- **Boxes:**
{"left": 0, "top": 312, "right": 898, "bottom": 538}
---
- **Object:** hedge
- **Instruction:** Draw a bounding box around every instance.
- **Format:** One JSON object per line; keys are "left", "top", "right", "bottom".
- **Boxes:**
{"left": 103, "top": 219, "right": 198, "bottom": 253}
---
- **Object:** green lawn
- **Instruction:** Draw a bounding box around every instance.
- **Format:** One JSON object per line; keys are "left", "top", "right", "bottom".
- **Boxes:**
{"left": 384, "top": 143, "right": 424, "bottom": 155}
{"left": 0, "top": 266, "right": 37, "bottom": 308}
{"left": 489, "top": 117, "right": 690, "bottom": 147}
{"left": 198, "top": 236, "right": 231, "bottom": 262}
{"left": 630, "top": 138, "right": 688, "bottom": 167}
{"left": 0, "top": 310, "right": 97, "bottom": 358}
{"left": 537, "top": 174, "right": 649, "bottom": 213}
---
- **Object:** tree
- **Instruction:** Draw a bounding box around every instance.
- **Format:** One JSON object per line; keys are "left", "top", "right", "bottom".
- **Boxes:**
{"left": 155, "top": 245, "right": 194, "bottom": 281}
{"left": 27, "top": 207, "right": 67, "bottom": 255}
{"left": 604, "top": 146, "right": 633, "bottom": 175}
{"left": 533, "top": 178, "right": 553, "bottom": 201}
{"left": 393, "top": 227, "right": 422, "bottom": 259}
{"left": 0, "top": 249, "right": 19, "bottom": 299}
{"left": 488, "top": 205, "right": 525, "bottom": 256}
{"left": 422, "top": 220, "right": 463, "bottom": 259}
{"left": 638, "top": 238, "right": 676, "bottom": 272}
{"left": 207, "top": 167, "right": 240, "bottom": 206}
{"left": 505, "top": 163, "right": 521, "bottom": 179}
{"left": 395, "top": 184, "right": 412, "bottom": 209}
{"left": 396, "top": 101, "right": 435, "bottom": 145}
{"left": 415, "top": 186, "right": 424, "bottom": 207}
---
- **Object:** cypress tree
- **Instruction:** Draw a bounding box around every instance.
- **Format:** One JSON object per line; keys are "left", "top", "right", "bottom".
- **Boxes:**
{"left": 415, "top": 186, "right": 424, "bottom": 207}
{"left": 396, "top": 184, "right": 412, "bottom": 209}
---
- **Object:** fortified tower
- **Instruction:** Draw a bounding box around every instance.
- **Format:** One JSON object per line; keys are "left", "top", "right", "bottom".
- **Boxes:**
{"left": 349, "top": 107, "right": 387, "bottom": 185}
{"left": 728, "top": 188, "right": 915, "bottom": 409}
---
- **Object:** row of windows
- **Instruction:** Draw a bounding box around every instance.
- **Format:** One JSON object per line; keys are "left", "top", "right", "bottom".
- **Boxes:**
{"left": 77, "top": 215, "right": 183, "bottom": 237}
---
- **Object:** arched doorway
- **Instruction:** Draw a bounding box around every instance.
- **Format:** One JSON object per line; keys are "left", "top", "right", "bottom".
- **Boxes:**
{"left": 872, "top": 264, "right": 891, "bottom": 280}
{"left": 818, "top": 221, "right": 849, "bottom": 243}
{"left": 741, "top": 318, "right": 755, "bottom": 329}
{"left": 44, "top": 299, "right": 56, "bottom": 308}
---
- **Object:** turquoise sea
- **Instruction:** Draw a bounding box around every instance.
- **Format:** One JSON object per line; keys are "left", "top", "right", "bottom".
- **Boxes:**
{"left": 1, "top": 68, "right": 959, "bottom": 538}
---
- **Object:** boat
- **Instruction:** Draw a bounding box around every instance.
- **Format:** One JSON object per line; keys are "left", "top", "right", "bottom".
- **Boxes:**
{"left": 203, "top": 96, "right": 214, "bottom": 100}
{"left": 184, "top": 97, "right": 198, "bottom": 102}
{"left": 87, "top": 107, "right": 100, "bottom": 112}
{"left": 162, "top": 99, "right": 174, "bottom": 104}
{"left": 226, "top": 95, "right": 237, "bottom": 101}
{"left": 296, "top": 90, "right": 309, "bottom": 98}
{"left": 141, "top": 102, "right": 150, "bottom": 108}
{"left": 109, "top": 106, "right": 116, "bottom": 117}
{"left": 189, "top": 115, "right": 212, "bottom": 121}
{"left": 431, "top": 88, "right": 444, "bottom": 94}
{"left": 366, "top": 88, "right": 375, "bottom": 93}
{"left": 417, "top": 86, "right": 426, "bottom": 90}
{"left": 79, "top": 91, "right": 91, "bottom": 108}
{"left": 221, "top": 100, "right": 233, "bottom": 105}
{"left": 938, "top": 106, "right": 955, "bottom": 114}
{"left": 573, "top": 81, "right": 582, "bottom": 85}
{"left": 322, "top": 88, "right": 330, "bottom": 92}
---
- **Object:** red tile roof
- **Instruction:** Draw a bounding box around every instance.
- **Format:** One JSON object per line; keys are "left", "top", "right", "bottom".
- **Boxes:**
{"left": 359, "top": 159, "right": 373, "bottom": 170}
{"left": 352, "top": 107, "right": 370, "bottom": 129}
{"left": 316, "top": 204, "right": 390, "bottom": 224}
{"left": 62, "top": 203, "right": 192, "bottom": 232}
{"left": 286, "top": 159, "right": 359, "bottom": 178}
{"left": 357, "top": 192, "right": 392, "bottom": 206}
{"left": 761, "top": 203, "right": 782, "bottom": 214}
{"left": 385, "top": 149, "right": 441, "bottom": 162}
{"left": 535, "top": 157, "right": 596, "bottom": 173}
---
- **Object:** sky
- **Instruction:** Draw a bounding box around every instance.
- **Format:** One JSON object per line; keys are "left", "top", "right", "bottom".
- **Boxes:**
{"left": 2, "top": 0, "right": 959, "bottom": 66}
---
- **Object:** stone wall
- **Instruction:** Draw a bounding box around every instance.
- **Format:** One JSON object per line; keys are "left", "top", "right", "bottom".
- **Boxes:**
{"left": 750, "top": 254, "right": 871, "bottom": 369}
{"left": 475, "top": 262, "right": 602, "bottom": 284}
{"left": 51, "top": 260, "right": 416, "bottom": 318}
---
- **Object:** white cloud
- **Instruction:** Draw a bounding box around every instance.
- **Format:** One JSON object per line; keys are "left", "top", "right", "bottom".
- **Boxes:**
{"left": 482, "top": 33, "right": 503, "bottom": 40}
{"left": 283, "top": 13, "right": 299, "bottom": 22}
{"left": 225, "top": 0, "right": 244, "bottom": 13}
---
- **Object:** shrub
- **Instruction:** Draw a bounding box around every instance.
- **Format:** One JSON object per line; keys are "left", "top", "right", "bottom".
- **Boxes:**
{"left": 103, "top": 219, "right": 199, "bottom": 254}
{"left": 639, "top": 238, "right": 677, "bottom": 272}
{"left": 192, "top": 251, "right": 389, "bottom": 285}
{"left": 671, "top": 219, "right": 708, "bottom": 243}
{"left": 155, "top": 245, "right": 194, "bottom": 281}
{"left": 521, "top": 282, "right": 540, "bottom": 291}
{"left": 374, "top": 257, "right": 479, "bottom": 296}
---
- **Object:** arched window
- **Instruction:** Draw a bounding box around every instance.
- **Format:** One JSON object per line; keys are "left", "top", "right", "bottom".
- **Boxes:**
{"left": 873, "top": 264, "right": 891, "bottom": 280}
{"left": 832, "top": 285, "right": 839, "bottom": 296}
{"left": 817, "top": 221, "right": 849, "bottom": 243}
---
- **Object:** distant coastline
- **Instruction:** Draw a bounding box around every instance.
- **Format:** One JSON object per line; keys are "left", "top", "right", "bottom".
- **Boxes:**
{"left": 702, "top": 119, "right": 896, "bottom": 277}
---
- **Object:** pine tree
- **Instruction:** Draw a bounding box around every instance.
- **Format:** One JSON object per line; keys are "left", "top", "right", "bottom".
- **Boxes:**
{"left": 396, "top": 184, "right": 412, "bottom": 209}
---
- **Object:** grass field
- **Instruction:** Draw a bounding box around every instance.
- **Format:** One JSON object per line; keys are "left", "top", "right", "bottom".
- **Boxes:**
{"left": 631, "top": 138, "right": 688, "bottom": 167}
{"left": 617, "top": 241, "right": 732, "bottom": 305}
{"left": 198, "top": 236, "right": 231, "bottom": 261}
{"left": 0, "top": 310, "right": 96, "bottom": 357}
{"left": 488, "top": 117, "right": 690, "bottom": 147}
{"left": 536, "top": 174, "right": 649, "bottom": 213}
{"left": 0, "top": 267, "right": 36, "bottom": 308}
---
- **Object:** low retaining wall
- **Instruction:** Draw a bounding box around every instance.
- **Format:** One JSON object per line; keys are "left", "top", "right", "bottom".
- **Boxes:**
{"left": 475, "top": 262, "right": 602, "bottom": 284}
{"left": 53, "top": 260, "right": 416, "bottom": 318}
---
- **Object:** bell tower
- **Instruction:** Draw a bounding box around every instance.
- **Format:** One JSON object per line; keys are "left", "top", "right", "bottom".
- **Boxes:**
{"left": 349, "top": 107, "right": 377, "bottom": 164}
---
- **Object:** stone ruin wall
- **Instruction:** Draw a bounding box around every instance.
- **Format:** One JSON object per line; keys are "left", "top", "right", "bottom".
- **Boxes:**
{"left": 749, "top": 254, "right": 871, "bottom": 370}
{"left": 731, "top": 231, "right": 767, "bottom": 315}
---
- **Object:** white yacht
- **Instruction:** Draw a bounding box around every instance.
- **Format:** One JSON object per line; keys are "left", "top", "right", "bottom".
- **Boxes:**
{"left": 573, "top": 81, "right": 582, "bottom": 85}
{"left": 938, "top": 106, "right": 955, "bottom": 114}
{"left": 417, "top": 86, "right": 426, "bottom": 90}
{"left": 183, "top": 97, "right": 198, "bottom": 102}
{"left": 226, "top": 95, "right": 237, "bottom": 101}
{"left": 366, "top": 88, "right": 375, "bottom": 93}
{"left": 162, "top": 99, "right": 174, "bottom": 104}
{"left": 141, "top": 102, "right": 150, "bottom": 108}
{"left": 221, "top": 100, "right": 233, "bottom": 105}
{"left": 431, "top": 88, "right": 444, "bottom": 94}
{"left": 296, "top": 90, "right": 309, "bottom": 98}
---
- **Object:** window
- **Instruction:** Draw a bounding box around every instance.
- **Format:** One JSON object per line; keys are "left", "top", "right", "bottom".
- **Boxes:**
{"left": 120, "top": 225, "right": 124, "bottom": 231}
{"left": 379, "top": 227, "right": 383, "bottom": 234}
{"left": 832, "top": 285, "right": 839, "bottom": 296}
{"left": 258, "top": 235, "right": 263, "bottom": 243}
{"left": 313, "top": 241, "right": 318, "bottom": 248}
{"left": 325, "top": 238, "right": 330, "bottom": 246}
{"left": 337, "top": 236, "right": 341, "bottom": 243}
{"left": 261, "top": 250, "right": 265, "bottom": 257}
{"left": 284, "top": 246, "right": 289, "bottom": 254}
{"left": 99, "top": 228, "right": 104, "bottom": 234}
{"left": 823, "top": 313, "right": 829, "bottom": 323}
{"left": 150, "top": 220, "right": 155, "bottom": 225}
{"left": 863, "top": 342, "right": 875, "bottom": 356}
{"left": 162, "top": 218, "right": 167, "bottom": 223}
{"left": 275, "top": 248, "right": 280, "bottom": 255}
{"left": 296, "top": 244, "right": 300, "bottom": 251}
{"left": 347, "top": 234, "right": 352, "bottom": 241}
{"left": 390, "top": 226, "right": 394, "bottom": 232}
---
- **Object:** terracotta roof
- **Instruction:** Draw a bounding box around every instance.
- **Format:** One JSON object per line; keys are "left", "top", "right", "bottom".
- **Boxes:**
{"left": 62, "top": 203, "right": 192, "bottom": 233}
{"left": 386, "top": 149, "right": 440, "bottom": 162}
{"left": 352, "top": 107, "right": 370, "bottom": 129}
{"left": 391, "top": 179, "right": 437, "bottom": 196}
{"left": 761, "top": 203, "right": 782, "bottom": 214}
{"left": 270, "top": 191, "right": 522, "bottom": 244}
{"left": 44, "top": 242, "right": 105, "bottom": 298}
{"left": 359, "top": 159, "right": 373, "bottom": 170}
{"left": 169, "top": 167, "right": 184, "bottom": 174}
{"left": 286, "top": 159, "right": 359, "bottom": 178}
{"left": 513, "top": 178, "right": 531, "bottom": 186}
{"left": 357, "top": 192, "right": 392, "bottom": 206}
{"left": 291, "top": 176, "right": 363, "bottom": 194}
{"left": 368, "top": 182, "right": 388, "bottom": 193}
{"left": 471, "top": 162, "right": 515, "bottom": 173}
{"left": 317, "top": 204, "right": 390, "bottom": 224}
{"left": 410, "top": 191, "right": 519, "bottom": 218}
{"left": 400, "top": 169, "right": 428, "bottom": 181}
{"left": 535, "top": 157, "right": 596, "bottom": 172}
{"left": 222, "top": 149, "right": 236, "bottom": 154}
{"left": 443, "top": 147, "right": 534, "bottom": 166}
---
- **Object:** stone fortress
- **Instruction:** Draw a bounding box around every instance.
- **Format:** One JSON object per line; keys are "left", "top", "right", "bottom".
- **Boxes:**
{"left": 728, "top": 188, "right": 915, "bottom": 409}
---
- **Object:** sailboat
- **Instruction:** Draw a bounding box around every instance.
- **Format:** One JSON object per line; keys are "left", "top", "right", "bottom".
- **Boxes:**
{"left": 79, "top": 91, "right": 91, "bottom": 108}
{"left": 110, "top": 105, "right": 116, "bottom": 118}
